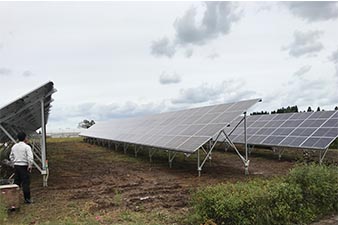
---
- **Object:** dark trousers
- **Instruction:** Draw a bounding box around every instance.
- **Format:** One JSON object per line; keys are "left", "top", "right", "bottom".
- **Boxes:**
{"left": 14, "top": 165, "right": 31, "bottom": 200}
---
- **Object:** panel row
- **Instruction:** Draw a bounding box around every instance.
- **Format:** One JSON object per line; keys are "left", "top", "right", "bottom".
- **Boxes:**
{"left": 81, "top": 99, "right": 261, "bottom": 153}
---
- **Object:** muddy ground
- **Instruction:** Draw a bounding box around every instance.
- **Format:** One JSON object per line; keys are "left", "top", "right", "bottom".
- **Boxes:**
{"left": 4, "top": 138, "right": 338, "bottom": 224}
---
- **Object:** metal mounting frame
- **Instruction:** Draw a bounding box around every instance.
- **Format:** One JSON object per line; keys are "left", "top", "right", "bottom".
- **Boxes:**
{"left": 319, "top": 148, "right": 329, "bottom": 164}
{"left": 85, "top": 112, "right": 251, "bottom": 176}
{"left": 197, "top": 112, "right": 250, "bottom": 176}
{"left": 0, "top": 83, "right": 56, "bottom": 187}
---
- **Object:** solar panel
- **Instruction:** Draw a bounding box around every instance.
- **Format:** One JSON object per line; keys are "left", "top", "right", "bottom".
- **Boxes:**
{"left": 225, "top": 110, "right": 338, "bottom": 150}
{"left": 80, "top": 98, "right": 261, "bottom": 153}
{"left": 0, "top": 81, "right": 56, "bottom": 142}
{"left": 0, "top": 81, "right": 56, "bottom": 187}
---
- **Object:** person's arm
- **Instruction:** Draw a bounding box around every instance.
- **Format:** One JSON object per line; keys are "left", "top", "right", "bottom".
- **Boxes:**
{"left": 26, "top": 145, "right": 34, "bottom": 171}
{"left": 9, "top": 147, "right": 15, "bottom": 162}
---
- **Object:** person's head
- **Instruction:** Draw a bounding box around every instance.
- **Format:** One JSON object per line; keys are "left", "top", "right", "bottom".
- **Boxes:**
{"left": 17, "top": 132, "right": 27, "bottom": 142}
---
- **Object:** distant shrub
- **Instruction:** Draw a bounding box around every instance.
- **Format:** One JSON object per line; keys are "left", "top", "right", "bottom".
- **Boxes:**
{"left": 188, "top": 164, "right": 338, "bottom": 225}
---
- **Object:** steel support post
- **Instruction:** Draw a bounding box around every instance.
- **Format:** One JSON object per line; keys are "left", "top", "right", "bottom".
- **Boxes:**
{"left": 168, "top": 151, "right": 177, "bottom": 168}
{"left": 222, "top": 130, "right": 249, "bottom": 175}
{"left": 248, "top": 145, "right": 255, "bottom": 156}
{"left": 134, "top": 145, "right": 142, "bottom": 157}
{"left": 40, "top": 99, "right": 48, "bottom": 187}
{"left": 149, "top": 148, "right": 157, "bottom": 163}
{"left": 0, "top": 124, "right": 17, "bottom": 143}
{"left": 123, "top": 143, "right": 128, "bottom": 154}
{"left": 319, "top": 148, "right": 329, "bottom": 164}
{"left": 244, "top": 112, "right": 249, "bottom": 175}
{"left": 208, "top": 140, "right": 212, "bottom": 166}
{"left": 278, "top": 148, "right": 285, "bottom": 160}
{"left": 197, "top": 149, "right": 201, "bottom": 177}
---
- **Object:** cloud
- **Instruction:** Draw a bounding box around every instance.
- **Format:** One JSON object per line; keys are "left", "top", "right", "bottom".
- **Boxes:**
{"left": 48, "top": 80, "right": 257, "bottom": 130}
{"left": 282, "top": 73, "right": 338, "bottom": 109}
{"left": 49, "top": 100, "right": 168, "bottom": 128}
{"left": 150, "top": 37, "right": 176, "bottom": 58}
{"left": 151, "top": 2, "right": 242, "bottom": 58}
{"left": 282, "top": 30, "right": 324, "bottom": 57}
{"left": 293, "top": 65, "right": 312, "bottom": 77}
{"left": 159, "top": 71, "right": 182, "bottom": 85}
{"left": 208, "top": 52, "right": 220, "bottom": 60}
{"left": 284, "top": 2, "right": 338, "bottom": 22}
{"left": 185, "top": 48, "right": 193, "bottom": 58}
{"left": 0, "top": 68, "right": 11, "bottom": 76}
{"left": 329, "top": 48, "right": 338, "bottom": 64}
{"left": 22, "top": 70, "right": 34, "bottom": 77}
{"left": 171, "top": 80, "right": 256, "bottom": 105}
{"left": 174, "top": 2, "right": 241, "bottom": 46}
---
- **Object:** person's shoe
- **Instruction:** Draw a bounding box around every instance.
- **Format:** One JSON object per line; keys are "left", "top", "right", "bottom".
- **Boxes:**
{"left": 24, "top": 199, "right": 33, "bottom": 204}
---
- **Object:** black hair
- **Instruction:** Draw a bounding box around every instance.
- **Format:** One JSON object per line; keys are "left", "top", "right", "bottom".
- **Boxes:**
{"left": 17, "top": 132, "right": 27, "bottom": 142}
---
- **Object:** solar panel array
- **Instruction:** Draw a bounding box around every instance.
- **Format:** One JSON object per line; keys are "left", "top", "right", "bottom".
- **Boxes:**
{"left": 225, "top": 110, "right": 338, "bottom": 150}
{"left": 0, "top": 81, "right": 56, "bottom": 142}
{"left": 80, "top": 98, "right": 261, "bottom": 153}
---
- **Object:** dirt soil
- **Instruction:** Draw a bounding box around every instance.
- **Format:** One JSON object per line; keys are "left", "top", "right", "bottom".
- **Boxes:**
{"left": 4, "top": 138, "right": 338, "bottom": 225}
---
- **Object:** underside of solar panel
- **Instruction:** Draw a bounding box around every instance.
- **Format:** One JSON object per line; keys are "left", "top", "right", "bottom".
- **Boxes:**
{"left": 0, "top": 81, "right": 56, "bottom": 142}
{"left": 80, "top": 98, "right": 261, "bottom": 153}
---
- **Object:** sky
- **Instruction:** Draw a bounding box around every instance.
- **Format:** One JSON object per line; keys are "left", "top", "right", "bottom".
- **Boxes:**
{"left": 0, "top": 1, "right": 338, "bottom": 132}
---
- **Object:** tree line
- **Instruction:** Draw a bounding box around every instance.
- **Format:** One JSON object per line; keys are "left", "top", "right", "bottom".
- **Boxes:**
{"left": 251, "top": 105, "right": 338, "bottom": 115}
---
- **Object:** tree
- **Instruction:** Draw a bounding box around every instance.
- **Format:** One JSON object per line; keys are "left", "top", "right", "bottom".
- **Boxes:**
{"left": 316, "top": 107, "right": 321, "bottom": 112}
{"left": 274, "top": 105, "right": 299, "bottom": 114}
{"left": 335, "top": 106, "right": 338, "bottom": 111}
{"left": 251, "top": 111, "right": 269, "bottom": 115}
{"left": 307, "top": 106, "right": 313, "bottom": 112}
{"left": 78, "top": 119, "right": 95, "bottom": 129}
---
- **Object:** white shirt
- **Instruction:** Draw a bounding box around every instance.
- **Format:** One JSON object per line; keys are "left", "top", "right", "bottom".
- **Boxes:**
{"left": 10, "top": 141, "right": 34, "bottom": 167}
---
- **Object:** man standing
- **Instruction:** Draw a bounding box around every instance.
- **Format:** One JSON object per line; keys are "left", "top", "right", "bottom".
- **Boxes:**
{"left": 10, "top": 132, "right": 34, "bottom": 204}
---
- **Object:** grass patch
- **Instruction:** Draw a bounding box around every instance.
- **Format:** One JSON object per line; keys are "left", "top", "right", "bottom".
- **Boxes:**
{"left": 0, "top": 195, "right": 8, "bottom": 224}
{"left": 188, "top": 164, "right": 338, "bottom": 225}
{"left": 47, "top": 137, "right": 83, "bottom": 143}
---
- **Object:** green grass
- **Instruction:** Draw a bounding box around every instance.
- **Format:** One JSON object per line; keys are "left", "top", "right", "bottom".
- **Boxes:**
{"left": 0, "top": 195, "right": 8, "bottom": 224}
{"left": 188, "top": 164, "right": 338, "bottom": 225}
{"left": 47, "top": 137, "right": 83, "bottom": 143}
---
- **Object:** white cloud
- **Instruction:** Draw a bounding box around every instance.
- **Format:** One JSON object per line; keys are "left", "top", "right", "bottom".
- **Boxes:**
{"left": 284, "top": 2, "right": 338, "bottom": 22}
{"left": 282, "top": 30, "right": 324, "bottom": 57}
{"left": 174, "top": 2, "right": 241, "bottom": 46}
{"left": 282, "top": 74, "right": 338, "bottom": 110}
{"left": 150, "top": 37, "right": 176, "bottom": 58}
{"left": 171, "top": 80, "right": 256, "bottom": 105}
{"left": 208, "top": 52, "right": 220, "bottom": 60}
{"left": 185, "top": 48, "right": 193, "bottom": 58}
{"left": 48, "top": 100, "right": 168, "bottom": 130}
{"left": 0, "top": 68, "right": 11, "bottom": 76}
{"left": 159, "top": 71, "right": 182, "bottom": 85}
{"left": 151, "top": 2, "right": 242, "bottom": 58}
{"left": 329, "top": 48, "right": 338, "bottom": 64}
{"left": 293, "top": 65, "right": 312, "bottom": 77}
{"left": 22, "top": 70, "right": 34, "bottom": 77}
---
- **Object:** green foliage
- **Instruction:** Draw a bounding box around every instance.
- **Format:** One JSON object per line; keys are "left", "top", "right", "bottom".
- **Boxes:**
{"left": 78, "top": 119, "right": 95, "bottom": 129}
{"left": 271, "top": 105, "right": 299, "bottom": 114}
{"left": 250, "top": 111, "right": 269, "bottom": 115}
{"left": 189, "top": 164, "right": 338, "bottom": 225}
{"left": 329, "top": 138, "right": 338, "bottom": 149}
{"left": 287, "top": 164, "right": 338, "bottom": 217}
